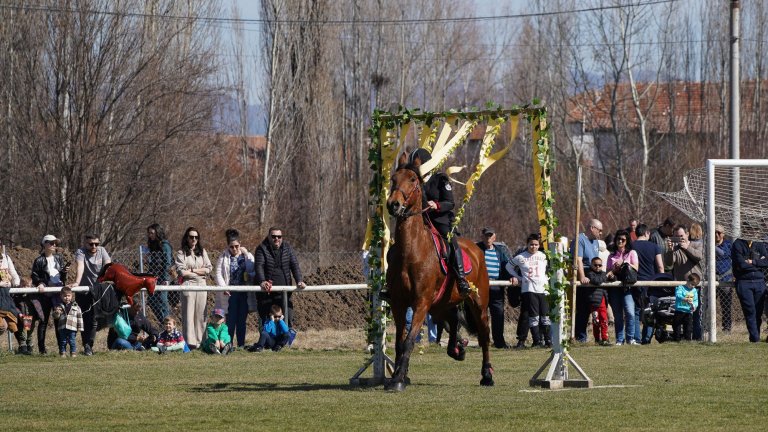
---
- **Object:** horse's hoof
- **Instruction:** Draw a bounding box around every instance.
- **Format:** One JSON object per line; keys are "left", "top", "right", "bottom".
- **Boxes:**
{"left": 480, "top": 376, "right": 495, "bottom": 386}
{"left": 385, "top": 381, "right": 407, "bottom": 392}
{"left": 480, "top": 363, "right": 494, "bottom": 386}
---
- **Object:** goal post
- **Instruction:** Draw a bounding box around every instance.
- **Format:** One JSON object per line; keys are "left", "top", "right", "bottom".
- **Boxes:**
{"left": 706, "top": 159, "right": 768, "bottom": 343}
{"left": 658, "top": 159, "right": 768, "bottom": 343}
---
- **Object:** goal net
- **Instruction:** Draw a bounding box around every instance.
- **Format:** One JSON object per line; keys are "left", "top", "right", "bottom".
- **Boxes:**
{"left": 657, "top": 162, "right": 768, "bottom": 242}
{"left": 655, "top": 159, "right": 768, "bottom": 342}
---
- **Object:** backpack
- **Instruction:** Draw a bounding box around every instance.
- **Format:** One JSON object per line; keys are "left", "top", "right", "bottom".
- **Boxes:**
{"left": 90, "top": 282, "right": 119, "bottom": 329}
{"left": 617, "top": 262, "right": 638, "bottom": 285}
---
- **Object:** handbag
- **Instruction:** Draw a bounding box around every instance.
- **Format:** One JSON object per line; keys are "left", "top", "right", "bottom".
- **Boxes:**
{"left": 113, "top": 307, "right": 132, "bottom": 339}
{"left": 618, "top": 262, "right": 638, "bottom": 285}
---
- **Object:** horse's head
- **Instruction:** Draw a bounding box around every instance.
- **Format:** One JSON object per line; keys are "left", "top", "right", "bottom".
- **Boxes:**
{"left": 387, "top": 151, "right": 424, "bottom": 218}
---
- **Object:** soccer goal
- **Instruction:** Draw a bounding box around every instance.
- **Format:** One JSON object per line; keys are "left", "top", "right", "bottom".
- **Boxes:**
{"left": 657, "top": 159, "right": 768, "bottom": 343}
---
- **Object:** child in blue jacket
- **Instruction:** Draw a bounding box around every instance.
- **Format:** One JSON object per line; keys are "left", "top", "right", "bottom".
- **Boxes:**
{"left": 673, "top": 273, "right": 700, "bottom": 341}
{"left": 249, "top": 304, "right": 290, "bottom": 352}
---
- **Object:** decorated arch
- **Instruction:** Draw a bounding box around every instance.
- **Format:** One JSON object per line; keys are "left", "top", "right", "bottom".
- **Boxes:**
{"left": 351, "top": 104, "right": 569, "bottom": 385}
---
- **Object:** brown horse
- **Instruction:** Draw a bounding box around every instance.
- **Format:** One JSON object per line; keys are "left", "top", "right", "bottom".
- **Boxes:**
{"left": 384, "top": 151, "right": 493, "bottom": 391}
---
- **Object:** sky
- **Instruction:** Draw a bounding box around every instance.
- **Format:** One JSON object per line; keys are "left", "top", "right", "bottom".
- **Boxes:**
{"left": 230, "top": 0, "right": 529, "bottom": 20}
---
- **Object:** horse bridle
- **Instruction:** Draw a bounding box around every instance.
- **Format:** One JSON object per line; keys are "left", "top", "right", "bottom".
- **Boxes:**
{"left": 391, "top": 169, "right": 429, "bottom": 219}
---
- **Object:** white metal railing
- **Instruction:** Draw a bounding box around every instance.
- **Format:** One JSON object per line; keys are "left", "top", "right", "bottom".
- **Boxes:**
{"left": 5, "top": 279, "right": 728, "bottom": 351}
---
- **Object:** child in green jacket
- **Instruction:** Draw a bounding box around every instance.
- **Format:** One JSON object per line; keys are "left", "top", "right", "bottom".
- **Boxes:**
{"left": 201, "top": 308, "right": 232, "bottom": 354}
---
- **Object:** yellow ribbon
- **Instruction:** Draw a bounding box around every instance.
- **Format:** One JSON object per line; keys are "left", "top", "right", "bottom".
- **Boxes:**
{"left": 463, "top": 118, "right": 502, "bottom": 197}
{"left": 431, "top": 120, "right": 453, "bottom": 154}
{"left": 418, "top": 123, "right": 436, "bottom": 150}
{"left": 419, "top": 120, "right": 474, "bottom": 177}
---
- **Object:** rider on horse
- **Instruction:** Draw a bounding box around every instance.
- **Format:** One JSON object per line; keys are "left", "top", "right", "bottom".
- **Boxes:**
{"left": 409, "top": 148, "right": 471, "bottom": 296}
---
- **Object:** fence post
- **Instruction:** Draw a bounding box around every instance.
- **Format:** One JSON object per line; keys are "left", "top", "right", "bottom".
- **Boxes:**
{"left": 139, "top": 245, "right": 147, "bottom": 318}
{"left": 283, "top": 291, "right": 289, "bottom": 327}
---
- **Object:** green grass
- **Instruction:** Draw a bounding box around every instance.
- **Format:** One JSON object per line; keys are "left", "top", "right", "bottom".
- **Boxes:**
{"left": 1, "top": 341, "right": 767, "bottom": 431}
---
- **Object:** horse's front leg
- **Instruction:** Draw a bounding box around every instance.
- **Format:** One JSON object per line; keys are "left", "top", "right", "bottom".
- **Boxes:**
{"left": 467, "top": 296, "right": 494, "bottom": 386}
{"left": 391, "top": 304, "right": 407, "bottom": 368}
{"left": 387, "top": 301, "right": 429, "bottom": 392}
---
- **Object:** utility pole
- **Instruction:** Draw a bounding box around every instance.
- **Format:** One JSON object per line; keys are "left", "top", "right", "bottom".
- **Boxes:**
{"left": 730, "top": 0, "right": 741, "bottom": 237}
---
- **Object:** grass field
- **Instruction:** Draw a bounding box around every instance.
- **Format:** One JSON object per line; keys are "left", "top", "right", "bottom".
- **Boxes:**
{"left": 1, "top": 336, "right": 767, "bottom": 431}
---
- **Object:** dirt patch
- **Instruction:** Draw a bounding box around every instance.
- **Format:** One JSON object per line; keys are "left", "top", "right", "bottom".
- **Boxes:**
{"left": 294, "top": 264, "right": 368, "bottom": 331}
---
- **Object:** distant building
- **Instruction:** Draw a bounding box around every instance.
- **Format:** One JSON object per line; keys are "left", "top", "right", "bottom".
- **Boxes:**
{"left": 565, "top": 80, "right": 768, "bottom": 165}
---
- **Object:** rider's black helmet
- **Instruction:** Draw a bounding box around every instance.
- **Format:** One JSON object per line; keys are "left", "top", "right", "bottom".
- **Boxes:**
{"left": 408, "top": 148, "right": 432, "bottom": 165}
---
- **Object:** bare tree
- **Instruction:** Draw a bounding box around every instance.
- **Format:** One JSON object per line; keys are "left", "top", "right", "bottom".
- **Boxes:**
{"left": 0, "top": 0, "right": 224, "bottom": 249}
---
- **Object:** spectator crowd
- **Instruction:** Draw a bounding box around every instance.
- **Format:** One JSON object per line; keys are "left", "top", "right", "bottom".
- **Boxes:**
{"left": 0, "top": 225, "right": 304, "bottom": 356}
{"left": 1, "top": 215, "right": 767, "bottom": 357}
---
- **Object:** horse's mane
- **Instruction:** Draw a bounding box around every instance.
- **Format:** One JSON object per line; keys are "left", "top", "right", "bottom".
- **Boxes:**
{"left": 398, "top": 163, "right": 425, "bottom": 184}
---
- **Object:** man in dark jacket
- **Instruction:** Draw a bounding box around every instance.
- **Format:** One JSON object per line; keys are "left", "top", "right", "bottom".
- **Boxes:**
{"left": 476, "top": 227, "right": 517, "bottom": 349}
{"left": 731, "top": 237, "right": 768, "bottom": 342}
{"left": 409, "top": 148, "right": 471, "bottom": 296}
{"left": 254, "top": 227, "right": 306, "bottom": 326}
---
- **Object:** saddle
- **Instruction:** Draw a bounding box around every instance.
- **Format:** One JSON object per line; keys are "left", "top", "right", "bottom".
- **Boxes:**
{"left": 425, "top": 219, "right": 473, "bottom": 305}
{"left": 425, "top": 220, "right": 473, "bottom": 275}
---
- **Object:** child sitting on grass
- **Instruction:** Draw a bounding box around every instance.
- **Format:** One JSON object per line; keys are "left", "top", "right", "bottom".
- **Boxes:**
{"left": 249, "top": 304, "right": 290, "bottom": 352}
{"left": 673, "top": 273, "right": 700, "bottom": 342}
{"left": 151, "top": 316, "right": 186, "bottom": 354}
{"left": 201, "top": 308, "right": 232, "bottom": 354}
{"left": 51, "top": 286, "right": 84, "bottom": 357}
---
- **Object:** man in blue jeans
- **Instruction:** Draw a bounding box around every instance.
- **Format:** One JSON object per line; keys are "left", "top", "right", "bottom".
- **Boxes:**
{"left": 572, "top": 219, "right": 603, "bottom": 342}
{"left": 633, "top": 224, "right": 665, "bottom": 344}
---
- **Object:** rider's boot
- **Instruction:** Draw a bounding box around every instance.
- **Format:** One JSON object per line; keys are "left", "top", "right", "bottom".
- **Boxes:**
{"left": 452, "top": 242, "right": 471, "bottom": 296}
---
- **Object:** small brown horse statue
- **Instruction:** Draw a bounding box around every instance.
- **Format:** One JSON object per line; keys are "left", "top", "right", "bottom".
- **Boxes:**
{"left": 384, "top": 151, "right": 493, "bottom": 391}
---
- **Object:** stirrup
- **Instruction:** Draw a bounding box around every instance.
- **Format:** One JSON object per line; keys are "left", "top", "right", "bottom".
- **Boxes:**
{"left": 457, "top": 277, "right": 471, "bottom": 296}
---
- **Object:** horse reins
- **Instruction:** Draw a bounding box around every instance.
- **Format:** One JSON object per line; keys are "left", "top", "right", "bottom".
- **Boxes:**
{"left": 392, "top": 181, "right": 429, "bottom": 218}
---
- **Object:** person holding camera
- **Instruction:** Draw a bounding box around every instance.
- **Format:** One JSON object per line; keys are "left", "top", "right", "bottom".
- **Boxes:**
{"left": 663, "top": 224, "right": 704, "bottom": 341}
{"left": 249, "top": 304, "right": 290, "bottom": 352}
{"left": 664, "top": 225, "right": 703, "bottom": 282}
{"left": 31, "top": 234, "right": 70, "bottom": 355}
{"left": 731, "top": 236, "right": 768, "bottom": 343}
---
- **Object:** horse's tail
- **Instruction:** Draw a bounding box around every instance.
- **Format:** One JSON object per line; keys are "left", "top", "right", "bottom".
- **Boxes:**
{"left": 460, "top": 299, "right": 478, "bottom": 336}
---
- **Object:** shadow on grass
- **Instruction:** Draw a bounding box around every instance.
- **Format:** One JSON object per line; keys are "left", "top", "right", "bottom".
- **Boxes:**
{"left": 190, "top": 380, "right": 450, "bottom": 393}
{"left": 190, "top": 382, "right": 364, "bottom": 393}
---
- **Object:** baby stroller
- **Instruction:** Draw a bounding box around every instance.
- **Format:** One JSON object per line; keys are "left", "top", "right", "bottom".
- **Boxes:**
{"left": 642, "top": 296, "right": 676, "bottom": 343}
{"left": 640, "top": 273, "right": 676, "bottom": 343}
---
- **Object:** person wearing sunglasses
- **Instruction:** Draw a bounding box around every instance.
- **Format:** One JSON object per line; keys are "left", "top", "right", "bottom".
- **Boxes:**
{"left": 175, "top": 227, "right": 212, "bottom": 350}
{"left": 67, "top": 233, "right": 111, "bottom": 355}
{"left": 571, "top": 218, "right": 603, "bottom": 343}
{"left": 214, "top": 228, "right": 255, "bottom": 348}
{"left": 605, "top": 229, "right": 639, "bottom": 346}
{"left": 254, "top": 227, "right": 306, "bottom": 327}
{"left": 31, "top": 234, "right": 70, "bottom": 355}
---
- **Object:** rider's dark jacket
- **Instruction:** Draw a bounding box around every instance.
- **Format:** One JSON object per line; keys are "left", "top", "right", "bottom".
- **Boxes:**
{"left": 423, "top": 172, "right": 455, "bottom": 234}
